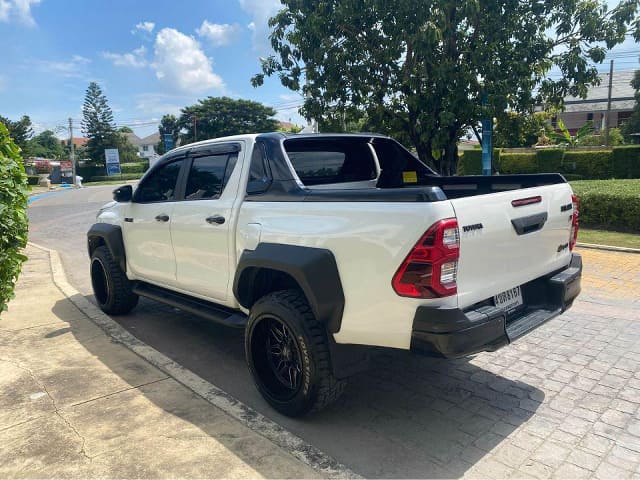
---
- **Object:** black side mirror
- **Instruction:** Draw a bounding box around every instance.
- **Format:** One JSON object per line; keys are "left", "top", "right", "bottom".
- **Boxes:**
{"left": 113, "top": 185, "right": 133, "bottom": 202}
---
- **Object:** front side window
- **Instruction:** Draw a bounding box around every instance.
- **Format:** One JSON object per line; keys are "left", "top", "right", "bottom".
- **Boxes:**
{"left": 184, "top": 153, "right": 237, "bottom": 200}
{"left": 134, "top": 159, "right": 184, "bottom": 203}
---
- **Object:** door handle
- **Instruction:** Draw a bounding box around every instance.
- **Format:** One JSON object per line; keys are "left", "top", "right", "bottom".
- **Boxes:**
{"left": 155, "top": 214, "right": 170, "bottom": 222}
{"left": 206, "top": 215, "right": 225, "bottom": 225}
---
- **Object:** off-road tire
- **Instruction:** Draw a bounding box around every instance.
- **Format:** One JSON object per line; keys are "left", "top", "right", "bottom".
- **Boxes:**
{"left": 245, "top": 289, "right": 346, "bottom": 417}
{"left": 90, "top": 245, "right": 138, "bottom": 315}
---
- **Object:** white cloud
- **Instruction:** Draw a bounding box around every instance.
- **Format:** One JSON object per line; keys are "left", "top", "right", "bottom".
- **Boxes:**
{"left": 133, "top": 21, "right": 155, "bottom": 34}
{"left": 32, "top": 56, "right": 91, "bottom": 78}
{"left": 71, "top": 54, "right": 91, "bottom": 64}
{"left": 196, "top": 20, "right": 241, "bottom": 47}
{"left": 153, "top": 28, "right": 224, "bottom": 93}
{"left": 238, "top": 0, "right": 281, "bottom": 55}
{"left": 0, "top": 0, "right": 40, "bottom": 26}
{"left": 103, "top": 46, "right": 148, "bottom": 68}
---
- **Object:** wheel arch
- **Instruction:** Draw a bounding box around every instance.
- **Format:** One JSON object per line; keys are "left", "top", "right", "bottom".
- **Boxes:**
{"left": 87, "top": 223, "right": 127, "bottom": 273}
{"left": 233, "top": 243, "right": 345, "bottom": 333}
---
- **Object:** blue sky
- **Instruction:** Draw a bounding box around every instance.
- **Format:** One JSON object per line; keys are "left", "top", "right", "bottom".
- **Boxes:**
{"left": 0, "top": 0, "right": 638, "bottom": 139}
{"left": 0, "top": 0, "right": 305, "bottom": 137}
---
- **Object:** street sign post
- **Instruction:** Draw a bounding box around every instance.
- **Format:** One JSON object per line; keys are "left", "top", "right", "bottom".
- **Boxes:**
{"left": 481, "top": 92, "right": 492, "bottom": 176}
{"left": 105, "top": 148, "right": 121, "bottom": 176}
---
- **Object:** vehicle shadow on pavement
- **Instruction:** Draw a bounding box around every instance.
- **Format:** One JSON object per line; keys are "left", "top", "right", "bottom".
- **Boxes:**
{"left": 46, "top": 299, "right": 315, "bottom": 478}
{"left": 65, "top": 295, "right": 545, "bottom": 479}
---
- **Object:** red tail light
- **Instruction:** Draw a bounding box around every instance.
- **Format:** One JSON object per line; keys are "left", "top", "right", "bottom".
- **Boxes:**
{"left": 569, "top": 194, "right": 579, "bottom": 251}
{"left": 392, "top": 218, "right": 460, "bottom": 298}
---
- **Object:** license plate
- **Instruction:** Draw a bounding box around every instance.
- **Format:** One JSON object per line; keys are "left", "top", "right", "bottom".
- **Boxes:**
{"left": 494, "top": 286, "right": 523, "bottom": 312}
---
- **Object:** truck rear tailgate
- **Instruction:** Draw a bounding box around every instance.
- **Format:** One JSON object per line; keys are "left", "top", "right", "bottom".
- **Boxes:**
{"left": 451, "top": 183, "right": 575, "bottom": 310}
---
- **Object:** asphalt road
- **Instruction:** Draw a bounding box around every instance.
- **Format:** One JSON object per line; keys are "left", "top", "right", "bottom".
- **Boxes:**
{"left": 28, "top": 187, "right": 640, "bottom": 478}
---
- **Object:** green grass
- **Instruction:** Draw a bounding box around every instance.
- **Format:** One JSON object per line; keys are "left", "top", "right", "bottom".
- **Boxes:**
{"left": 569, "top": 178, "right": 640, "bottom": 196}
{"left": 578, "top": 228, "right": 640, "bottom": 249}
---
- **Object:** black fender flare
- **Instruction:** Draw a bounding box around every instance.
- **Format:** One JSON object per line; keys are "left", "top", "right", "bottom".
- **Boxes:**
{"left": 233, "top": 243, "right": 345, "bottom": 333}
{"left": 87, "top": 223, "right": 127, "bottom": 272}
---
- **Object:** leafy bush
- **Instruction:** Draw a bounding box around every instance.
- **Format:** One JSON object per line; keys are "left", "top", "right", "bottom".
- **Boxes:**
{"left": 76, "top": 164, "right": 105, "bottom": 182}
{"left": 0, "top": 122, "right": 29, "bottom": 312}
{"left": 536, "top": 149, "right": 564, "bottom": 173}
{"left": 562, "top": 151, "right": 612, "bottom": 179}
{"left": 612, "top": 146, "right": 640, "bottom": 179}
{"left": 120, "top": 161, "right": 149, "bottom": 174}
{"left": 456, "top": 149, "right": 500, "bottom": 175}
{"left": 27, "top": 175, "right": 40, "bottom": 185}
{"left": 570, "top": 179, "right": 640, "bottom": 232}
{"left": 498, "top": 153, "right": 538, "bottom": 174}
{"left": 87, "top": 173, "right": 143, "bottom": 182}
{"left": 562, "top": 174, "right": 584, "bottom": 181}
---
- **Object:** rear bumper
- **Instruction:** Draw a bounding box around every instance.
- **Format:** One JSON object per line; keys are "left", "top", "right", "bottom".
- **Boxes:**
{"left": 410, "top": 253, "right": 582, "bottom": 358}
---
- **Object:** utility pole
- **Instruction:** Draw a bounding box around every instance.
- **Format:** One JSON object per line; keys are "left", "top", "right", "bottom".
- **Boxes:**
{"left": 68, "top": 118, "right": 77, "bottom": 186}
{"left": 605, "top": 59, "right": 614, "bottom": 146}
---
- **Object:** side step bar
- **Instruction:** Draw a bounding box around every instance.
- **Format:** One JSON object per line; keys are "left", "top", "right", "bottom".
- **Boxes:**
{"left": 132, "top": 282, "right": 247, "bottom": 329}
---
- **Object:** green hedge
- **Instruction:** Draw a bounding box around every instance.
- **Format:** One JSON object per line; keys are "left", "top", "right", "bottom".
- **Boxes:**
{"left": 498, "top": 153, "right": 538, "bottom": 174}
{"left": 562, "top": 151, "right": 612, "bottom": 179}
{"left": 457, "top": 149, "right": 501, "bottom": 175}
{"left": 570, "top": 179, "right": 640, "bottom": 232}
{"left": 536, "top": 149, "right": 564, "bottom": 173}
{"left": 87, "top": 173, "right": 143, "bottom": 182}
{"left": 612, "top": 146, "right": 640, "bottom": 179}
{"left": 120, "top": 161, "right": 149, "bottom": 174}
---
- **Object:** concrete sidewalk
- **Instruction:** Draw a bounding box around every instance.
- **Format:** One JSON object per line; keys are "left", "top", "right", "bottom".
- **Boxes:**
{"left": 0, "top": 246, "right": 322, "bottom": 478}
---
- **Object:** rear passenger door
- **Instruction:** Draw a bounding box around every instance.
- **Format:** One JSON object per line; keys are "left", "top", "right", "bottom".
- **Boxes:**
{"left": 170, "top": 143, "right": 242, "bottom": 302}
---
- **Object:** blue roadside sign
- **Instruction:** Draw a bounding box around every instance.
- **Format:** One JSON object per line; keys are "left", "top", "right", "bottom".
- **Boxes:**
{"left": 164, "top": 134, "right": 174, "bottom": 151}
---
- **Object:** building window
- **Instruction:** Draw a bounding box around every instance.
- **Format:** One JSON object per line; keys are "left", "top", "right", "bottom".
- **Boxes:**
{"left": 587, "top": 113, "right": 593, "bottom": 121}
{"left": 143, "top": 145, "right": 149, "bottom": 152}
{"left": 618, "top": 111, "right": 632, "bottom": 127}
{"left": 551, "top": 116, "right": 558, "bottom": 129}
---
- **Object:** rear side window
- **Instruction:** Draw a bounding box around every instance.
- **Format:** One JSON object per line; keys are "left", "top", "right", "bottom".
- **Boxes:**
{"left": 184, "top": 153, "right": 238, "bottom": 200}
{"left": 284, "top": 139, "right": 376, "bottom": 186}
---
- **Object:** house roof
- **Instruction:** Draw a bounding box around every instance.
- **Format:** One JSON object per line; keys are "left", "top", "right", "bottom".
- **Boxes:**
{"left": 124, "top": 132, "right": 142, "bottom": 146}
{"left": 61, "top": 137, "right": 88, "bottom": 148}
{"left": 140, "top": 132, "right": 160, "bottom": 145}
{"left": 563, "top": 70, "right": 636, "bottom": 113}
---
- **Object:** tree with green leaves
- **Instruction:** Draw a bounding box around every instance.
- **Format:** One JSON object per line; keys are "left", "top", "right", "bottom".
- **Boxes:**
{"left": 113, "top": 129, "right": 139, "bottom": 163}
{"left": 178, "top": 97, "right": 279, "bottom": 145}
{"left": 156, "top": 114, "right": 180, "bottom": 155}
{"left": 81, "top": 82, "right": 116, "bottom": 165}
{"left": 0, "top": 115, "right": 33, "bottom": 155}
{"left": 0, "top": 122, "right": 28, "bottom": 312}
{"left": 494, "top": 112, "right": 551, "bottom": 148}
{"left": 253, "top": 0, "right": 639, "bottom": 174}
{"left": 25, "top": 130, "right": 65, "bottom": 159}
{"left": 622, "top": 69, "right": 640, "bottom": 142}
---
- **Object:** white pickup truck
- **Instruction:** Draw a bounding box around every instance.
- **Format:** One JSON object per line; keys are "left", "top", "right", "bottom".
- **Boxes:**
{"left": 88, "top": 133, "right": 582, "bottom": 416}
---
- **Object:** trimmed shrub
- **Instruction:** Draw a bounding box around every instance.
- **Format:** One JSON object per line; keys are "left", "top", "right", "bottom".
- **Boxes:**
{"left": 456, "top": 149, "right": 500, "bottom": 175}
{"left": 498, "top": 153, "right": 537, "bottom": 174}
{"left": 0, "top": 122, "right": 29, "bottom": 312}
{"left": 562, "top": 150, "right": 612, "bottom": 179}
{"left": 457, "top": 150, "right": 481, "bottom": 175}
{"left": 87, "top": 173, "right": 143, "bottom": 182}
{"left": 611, "top": 146, "right": 640, "bottom": 179}
{"left": 536, "top": 149, "right": 564, "bottom": 173}
{"left": 570, "top": 179, "right": 640, "bottom": 232}
{"left": 77, "top": 164, "right": 105, "bottom": 182}
{"left": 562, "top": 174, "right": 584, "bottom": 181}
{"left": 27, "top": 175, "right": 40, "bottom": 185}
{"left": 121, "top": 161, "right": 149, "bottom": 175}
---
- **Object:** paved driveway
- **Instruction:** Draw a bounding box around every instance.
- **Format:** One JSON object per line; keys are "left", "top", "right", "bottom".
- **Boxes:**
{"left": 27, "top": 189, "right": 640, "bottom": 478}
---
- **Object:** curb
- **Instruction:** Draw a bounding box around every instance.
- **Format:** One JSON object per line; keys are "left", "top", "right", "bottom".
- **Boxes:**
{"left": 576, "top": 242, "right": 640, "bottom": 254}
{"left": 29, "top": 241, "right": 359, "bottom": 480}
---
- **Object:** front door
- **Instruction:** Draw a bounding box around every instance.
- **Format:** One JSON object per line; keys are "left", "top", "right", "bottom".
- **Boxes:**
{"left": 123, "top": 157, "right": 185, "bottom": 286}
